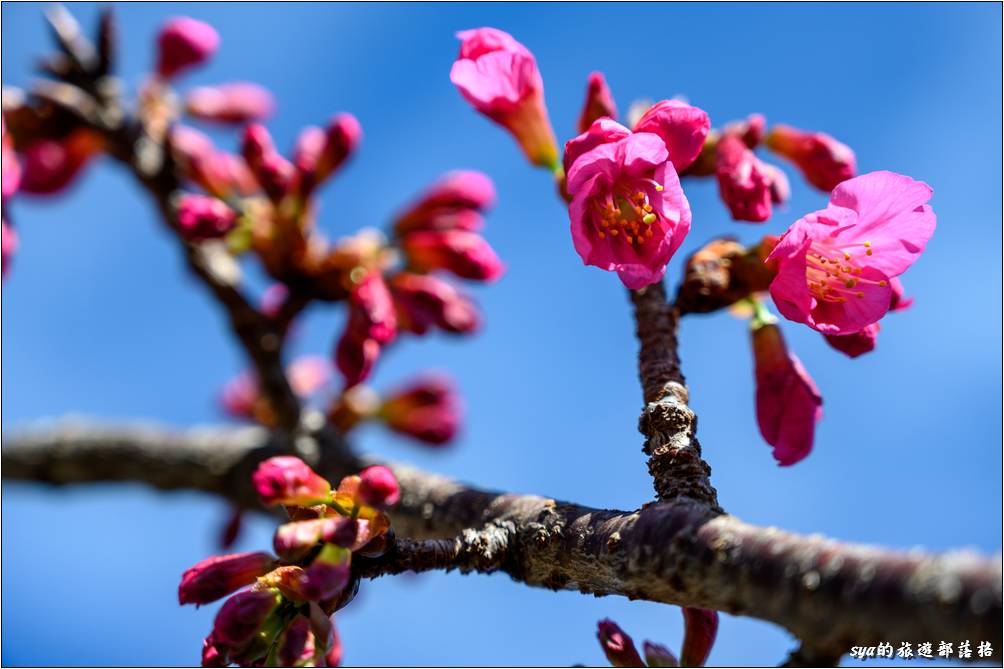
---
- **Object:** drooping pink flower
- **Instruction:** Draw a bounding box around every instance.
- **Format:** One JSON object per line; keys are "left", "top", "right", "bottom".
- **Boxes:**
{"left": 766, "top": 171, "right": 936, "bottom": 335}
{"left": 18, "top": 132, "right": 103, "bottom": 195}
{"left": 578, "top": 71, "right": 618, "bottom": 134}
{"left": 680, "top": 608, "right": 719, "bottom": 667}
{"left": 212, "top": 589, "right": 281, "bottom": 647}
{"left": 185, "top": 83, "right": 275, "bottom": 124}
{"left": 715, "top": 133, "right": 773, "bottom": 223}
{"left": 766, "top": 123, "right": 856, "bottom": 192}
{"left": 632, "top": 100, "right": 711, "bottom": 172}
{"left": 450, "top": 28, "right": 559, "bottom": 170}
{"left": 178, "top": 551, "right": 275, "bottom": 605}
{"left": 596, "top": 619, "right": 645, "bottom": 668}
{"left": 252, "top": 456, "right": 331, "bottom": 506}
{"left": 823, "top": 321, "right": 880, "bottom": 359}
{"left": 565, "top": 126, "right": 691, "bottom": 289}
{"left": 752, "top": 322, "right": 823, "bottom": 466}
{"left": 642, "top": 642, "right": 678, "bottom": 668}
{"left": 389, "top": 272, "right": 480, "bottom": 335}
{"left": 394, "top": 171, "right": 495, "bottom": 236}
{"left": 380, "top": 376, "right": 461, "bottom": 445}
{"left": 400, "top": 229, "right": 505, "bottom": 282}
{"left": 155, "top": 17, "right": 220, "bottom": 80}
{"left": 176, "top": 194, "right": 237, "bottom": 241}
{"left": 357, "top": 465, "right": 400, "bottom": 508}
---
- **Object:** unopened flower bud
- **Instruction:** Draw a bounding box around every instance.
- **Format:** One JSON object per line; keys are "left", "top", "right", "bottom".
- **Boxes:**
{"left": 401, "top": 230, "right": 505, "bottom": 282}
{"left": 241, "top": 124, "right": 294, "bottom": 202}
{"left": 186, "top": 83, "right": 275, "bottom": 124}
{"left": 394, "top": 171, "right": 495, "bottom": 236}
{"left": 328, "top": 385, "right": 380, "bottom": 433}
{"left": 578, "top": 71, "right": 618, "bottom": 134}
{"left": 752, "top": 321, "right": 823, "bottom": 466}
{"left": 178, "top": 551, "right": 275, "bottom": 605}
{"left": 766, "top": 124, "right": 856, "bottom": 192}
{"left": 18, "top": 132, "right": 103, "bottom": 195}
{"left": 380, "top": 376, "right": 461, "bottom": 445}
{"left": 299, "top": 113, "right": 361, "bottom": 194}
{"left": 357, "top": 465, "right": 400, "bottom": 508}
{"left": 2, "top": 220, "right": 17, "bottom": 280}
{"left": 273, "top": 517, "right": 364, "bottom": 561}
{"left": 155, "top": 17, "right": 220, "bottom": 80}
{"left": 212, "top": 589, "right": 281, "bottom": 647}
{"left": 642, "top": 641, "right": 679, "bottom": 668}
{"left": 277, "top": 615, "right": 315, "bottom": 667}
{"left": 389, "top": 272, "right": 480, "bottom": 335}
{"left": 252, "top": 456, "right": 331, "bottom": 506}
{"left": 716, "top": 134, "right": 773, "bottom": 223}
{"left": 176, "top": 194, "right": 237, "bottom": 241}
{"left": 596, "top": 619, "right": 645, "bottom": 668}
{"left": 201, "top": 634, "right": 228, "bottom": 667}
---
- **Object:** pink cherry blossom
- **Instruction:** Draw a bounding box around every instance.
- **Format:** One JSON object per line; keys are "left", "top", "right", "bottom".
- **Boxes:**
{"left": 578, "top": 71, "right": 618, "bottom": 134}
{"left": 450, "top": 28, "right": 558, "bottom": 169}
{"left": 766, "top": 171, "right": 935, "bottom": 335}
{"left": 632, "top": 99, "right": 710, "bottom": 172}
{"left": 566, "top": 128, "right": 691, "bottom": 289}
{"left": 357, "top": 465, "right": 400, "bottom": 508}
{"left": 752, "top": 322, "right": 823, "bottom": 466}
{"left": 176, "top": 194, "right": 237, "bottom": 241}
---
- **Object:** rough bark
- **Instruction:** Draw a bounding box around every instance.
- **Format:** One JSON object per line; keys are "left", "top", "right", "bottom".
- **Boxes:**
{"left": 4, "top": 422, "right": 1001, "bottom": 661}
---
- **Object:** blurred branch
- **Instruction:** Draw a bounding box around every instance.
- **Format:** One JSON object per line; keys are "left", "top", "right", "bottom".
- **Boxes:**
{"left": 4, "top": 420, "right": 1001, "bottom": 660}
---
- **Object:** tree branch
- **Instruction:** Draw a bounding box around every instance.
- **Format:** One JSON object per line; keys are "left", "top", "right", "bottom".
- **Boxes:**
{"left": 630, "top": 281, "right": 719, "bottom": 510}
{"left": 4, "top": 421, "right": 1000, "bottom": 660}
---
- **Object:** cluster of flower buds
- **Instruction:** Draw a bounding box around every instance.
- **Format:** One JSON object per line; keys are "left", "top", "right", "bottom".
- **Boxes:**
{"left": 596, "top": 608, "right": 718, "bottom": 668}
{"left": 329, "top": 375, "right": 462, "bottom": 446}
{"left": 180, "top": 456, "right": 400, "bottom": 666}
{"left": 334, "top": 170, "right": 503, "bottom": 387}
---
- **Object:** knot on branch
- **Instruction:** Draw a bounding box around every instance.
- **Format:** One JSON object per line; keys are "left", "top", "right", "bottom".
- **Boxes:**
{"left": 459, "top": 521, "right": 514, "bottom": 573}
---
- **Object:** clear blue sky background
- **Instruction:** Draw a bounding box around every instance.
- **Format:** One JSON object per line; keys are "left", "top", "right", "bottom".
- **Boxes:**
{"left": 2, "top": 3, "right": 1001, "bottom": 666}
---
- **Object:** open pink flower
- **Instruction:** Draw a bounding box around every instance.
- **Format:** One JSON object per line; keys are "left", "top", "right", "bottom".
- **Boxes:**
{"left": 753, "top": 322, "right": 823, "bottom": 466}
{"left": 766, "top": 124, "right": 856, "bottom": 192}
{"left": 578, "top": 72, "right": 618, "bottom": 134}
{"left": 566, "top": 126, "right": 691, "bottom": 289}
{"left": 766, "top": 171, "right": 935, "bottom": 335}
{"left": 450, "top": 28, "right": 558, "bottom": 170}
{"left": 632, "top": 100, "right": 710, "bottom": 172}
{"left": 715, "top": 133, "right": 773, "bottom": 222}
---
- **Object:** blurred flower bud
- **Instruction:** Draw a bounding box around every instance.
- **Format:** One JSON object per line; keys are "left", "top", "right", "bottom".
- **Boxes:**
{"left": 325, "top": 623, "right": 343, "bottom": 667}
{"left": 596, "top": 619, "right": 645, "bottom": 668}
{"left": 357, "top": 465, "right": 400, "bottom": 508}
{"left": 186, "top": 82, "right": 275, "bottom": 124}
{"left": 680, "top": 607, "right": 719, "bottom": 667}
{"left": 287, "top": 356, "right": 331, "bottom": 398}
{"left": 889, "top": 276, "right": 913, "bottom": 312}
{"left": 212, "top": 589, "right": 281, "bottom": 647}
{"left": 219, "top": 370, "right": 261, "bottom": 421}
{"left": 218, "top": 506, "right": 244, "bottom": 550}
{"left": 763, "top": 163, "right": 790, "bottom": 205}
{"left": 394, "top": 170, "right": 495, "bottom": 236}
{"left": 642, "top": 641, "right": 679, "bottom": 668}
{"left": 2, "top": 122, "right": 20, "bottom": 198}
{"left": 389, "top": 272, "right": 480, "bottom": 335}
{"left": 201, "top": 634, "right": 228, "bottom": 667}
{"left": 334, "top": 334, "right": 380, "bottom": 388}
{"left": 723, "top": 113, "right": 766, "bottom": 149}
{"left": 380, "top": 376, "right": 461, "bottom": 445}
{"left": 328, "top": 385, "right": 380, "bottom": 433}
{"left": 2, "top": 219, "right": 17, "bottom": 280}
{"left": 252, "top": 456, "right": 331, "bottom": 506}
{"left": 273, "top": 517, "right": 364, "bottom": 561}
{"left": 178, "top": 551, "right": 275, "bottom": 605}
{"left": 18, "top": 132, "right": 103, "bottom": 195}
{"left": 241, "top": 124, "right": 294, "bottom": 202}
{"left": 299, "top": 113, "right": 361, "bottom": 194}
{"left": 335, "top": 273, "right": 397, "bottom": 387}
{"left": 766, "top": 124, "right": 856, "bottom": 192}
{"left": 578, "top": 71, "right": 618, "bottom": 134}
{"left": 823, "top": 321, "right": 880, "bottom": 359}
{"left": 401, "top": 230, "right": 505, "bottom": 282}
{"left": 293, "top": 545, "right": 352, "bottom": 601}
{"left": 176, "top": 194, "right": 237, "bottom": 241}
{"left": 156, "top": 17, "right": 220, "bottom": 80}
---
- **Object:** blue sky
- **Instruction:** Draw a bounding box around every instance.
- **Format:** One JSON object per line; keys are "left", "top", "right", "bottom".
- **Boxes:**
{"left": 2, "top": 2, "right": 1001, "bottom": 666}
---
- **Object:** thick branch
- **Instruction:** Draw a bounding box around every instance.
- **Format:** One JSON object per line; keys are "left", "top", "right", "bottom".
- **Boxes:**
{"left": 4, "top": 421, "right": 1000, "bottom": 659}
{"left": 630, "top": 282, "right": 719, "bottom": 509}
